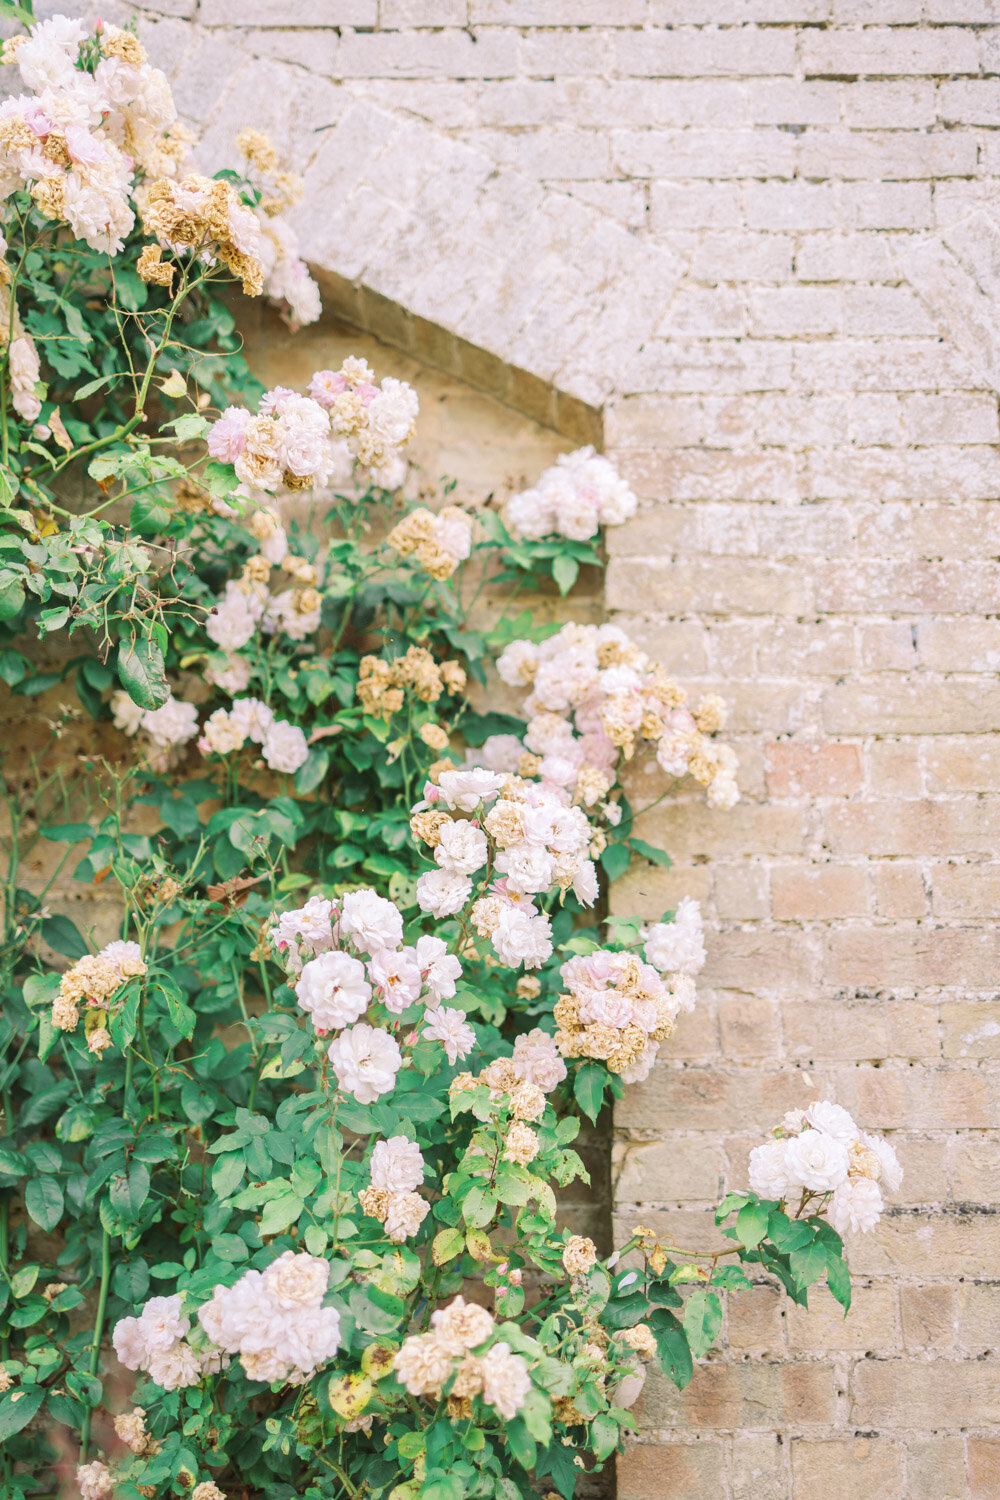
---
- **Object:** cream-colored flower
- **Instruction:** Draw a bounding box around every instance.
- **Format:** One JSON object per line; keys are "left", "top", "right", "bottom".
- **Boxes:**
{"left": 562, "top": 1235, "right": 598, "bottom": 1277}
{"left": 503, "top": 1121, "right": 539, "bottom": 1166}
{"left": 393, "top": 1333, "right": 452, "bottom": 1397}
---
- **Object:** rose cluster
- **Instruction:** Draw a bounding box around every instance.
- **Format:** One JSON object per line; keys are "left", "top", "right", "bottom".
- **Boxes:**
{"left": 110, "top": 688, "right": 199, "bottom": 772}
{"left": 504, "top": 446, "right": 637, "bottom": 542}
{"left": 268, "top": 888, "right": 472, "bottom": 1103}
{"left": 410, "top": 766, "right": 602, "bottom": 970}
{"left": 551, "top": 925, "right": 702, "bottom": 1085}
{"left": 497, "top": 621, "right": 739, "bottom": 810}
{"left": 358, "top": 1135, "right": 430, "bottom": 1243}
{"left": 197, "top": 1251, "right": 341, "bottom": 1384}
{"left": 50, "top": 938, "right": 146, "bottom": 1054}
{"left": 749, "top": 1100, "right": 903, "bottom": 1236}
{"left": 356, "top": 646, "right": 467, "bottom": 723}
{"left": 137, "top": 171, "right": 263, "bottom": 295}
{"left": 198, "top": 696, "right": 308, "bottom": 775}
{"left": 309, "top": 357, "right": 419, "bottom": 489}
{"left": 237, "top": 128, "right": 320, "bottom": 330}
{"left": 386, "top": 505, "right": 473, "bottom": 580}
{"left": 0, "top": 17, "right": 189, "bottom": 256}
{"left": 450, "top": 1038, "right": 566, "bottom": 1168}
{"left": 111, "top": 1294, "right": 215, "bottom": 1392}
{"left": 393, "top": 1296, "right": 531, "bottom": 1422}
{"left": 208, "top": 385, "right": 351, "bottom": 496}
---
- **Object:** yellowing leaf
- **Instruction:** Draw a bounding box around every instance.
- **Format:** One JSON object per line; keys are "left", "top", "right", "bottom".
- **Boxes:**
{"left": 49, "top": 406, "right": 72, "bottom": 452}
{"left": 158, "top": 368, "right": 187, "bottom": 399}
{"left": 326, "top": 1373, "right": 373, "bottom": 1420}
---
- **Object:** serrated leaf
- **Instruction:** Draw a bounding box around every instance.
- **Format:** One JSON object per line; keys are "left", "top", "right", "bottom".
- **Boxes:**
{"left": 599, "top": 841, "right": 631, "bottom": 882}
{"left": 628, "top": 837, "right": 672, "bottom": 869}
{"left": 432, "top": 1226, "right": 465, "bottom": 1266}
{"left": 551, "top": 554, "right": 579, "bottom": 596}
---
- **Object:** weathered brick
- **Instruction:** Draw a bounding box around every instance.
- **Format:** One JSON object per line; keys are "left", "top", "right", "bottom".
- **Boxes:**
{"left": 791, "top": 1438, "right": 905, "bottom": 1497}
{"left": 825, "top": 800, "right": 1000, "bottom": 857}
{"left": 907, "top": 1438, "right": 971, "bottom": 1500}
{"left": 617, "top": 1439, "right": 724, "bottom": 1499}
{"left": 766, "top": 742, "right": 863, "bottom": 797}
{"left": 787, "top": 1282, "right": 899, "bottom": 1352}
{"left": 901, "top": 1282, "right": 958, "bottom": 1351}
{"left": 771, "top": 864, "right": 869, "bottom": 919}
{"left": 873, "top": 863, "right": 928, "bottom": 919}
{"left": 851, "top": 1358, "right": 1000, "bottom": 1427}
{"left": 642, "top": 1358, "right": 838, "bottom": 1429}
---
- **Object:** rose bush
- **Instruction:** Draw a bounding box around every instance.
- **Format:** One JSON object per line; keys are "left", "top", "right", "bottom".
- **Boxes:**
{"left": 0, "top": 11, "right": 902, "bottom": 1500}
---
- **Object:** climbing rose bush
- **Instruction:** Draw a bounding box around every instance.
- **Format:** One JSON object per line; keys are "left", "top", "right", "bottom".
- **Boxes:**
{"left": 0, "top": 11, "right": 899, "bottom": 1500}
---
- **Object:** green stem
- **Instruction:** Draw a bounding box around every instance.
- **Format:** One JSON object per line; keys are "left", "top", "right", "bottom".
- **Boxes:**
{"left": 0, "top": 1193, "right": 10, "bottom": 1363}
{"left": 79, "top": 1227, "right": 111, "bottom": 1461}
{"left": 138, "top": 1009, "right": 160, "bottom": 1121}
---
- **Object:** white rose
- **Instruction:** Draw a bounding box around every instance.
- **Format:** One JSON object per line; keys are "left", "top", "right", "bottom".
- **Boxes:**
{"left": 416, "top": 868, "right": 472, "bottom": 918}
{"left": 805, "top": 1100, "right": 858, "bottom": 1143}
{"left": 340, "top": 889, "right": 404, "bottom": 955}
{"left": 828, "top": 1177, "right": 884, "bottom": 1236}
{"left": 327, "top": 1023, "right": 401, "bottom": 1104}
{"left": 435, "top": 819, "right": 488, "bottom": 876}
{"left": 748, "top": 1140, "right": 790, "bottom": 1200}
{"left": 370, "top": 1136, "right": 425, "bottom": 1195}
{"left": 784, "top": 1129, "right": 850, "bottom": 1194}
{"left": 295, "top": 951, "right": 371, "bottom": 1031}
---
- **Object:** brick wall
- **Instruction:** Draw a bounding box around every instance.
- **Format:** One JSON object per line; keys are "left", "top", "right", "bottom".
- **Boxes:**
{"left": 45, "top": 1, "right": 1000, "bottom": 1492}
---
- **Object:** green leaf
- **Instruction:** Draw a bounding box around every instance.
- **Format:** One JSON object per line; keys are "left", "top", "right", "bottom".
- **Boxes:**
{"left": 789, "top": 1238, "right": 828, "bottom": 1294}
{"left": 25, "top": 1175, "right": 64, "bottom": 1232}
{"left": 825, "top": 1245, "right": 852, "bottom": 1312}
{"left": 573, "top": 1062, "right": 607, "bottom": 1125}
{"left": 551, "top": 554, "right": 579, "bottom": 596}
{"left": 462, "top": 1186, "right": 496, "bottom": 1228}
{"left": 117, "top": 637, "right": 168, "bottom": 710}
{"left": 649, "top": 1308, "right": 693, "bottom": 1390}
{"left": 39, "top": 914, "right": 88, "bottom": 960}
{"left": 0, "top": 1386, "right": 45, "bottom": 1442}
{"left": 599, "top": 841, "right": 631, "bottom": 882}
{"left": 0, "top": 569, "right": 25, "bottom": 622}
{"left": 109, "top": 1161, "right": 150, "bottom": 1222}
{"left": 506, "top": 1417, "right": 537, "bottom": 1472}
{"left": 735, "top": 1200, "right": 769, "bottom": 1250}
{"left": 628, "top": 837, "right": 672, "bottom": 869}
{"left": 682, "top": 1288, "right": 723, "bottom": 1358}
{"left": 211, "top": 1152, "right": 245, "bottom": 1200}
{"left": 294, "top": 747, "right": 330, "bottom": 795}
{"left": 589, "top": 1411, "right": 620, "bottom": 1462}
{"left": 130, "top": 494, "right": 172, "bottom": 534}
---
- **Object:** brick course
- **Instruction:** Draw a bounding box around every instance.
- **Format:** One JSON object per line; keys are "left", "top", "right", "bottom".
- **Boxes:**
{"left": 46, "top": 1, "right": 1000, "bottom": 1492}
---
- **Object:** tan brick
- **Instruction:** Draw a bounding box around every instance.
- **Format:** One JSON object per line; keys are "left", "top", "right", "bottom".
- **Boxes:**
{"left": 772, "top": 864, "right": 869, "bottom": 919}
{"left": 852, "top": 1359, "right": 1000, "bottom": 1427}
{"left": 825, "top": 679, "right": 1000, "bottom": 736}
{"left": 948, "top": 1134, "right": 1000, "bottom": 1203}
{"left": 824, "top": 927, "right": 1000, "bottom": 991}
{"left": 612, "top": 1137, "right": 723, "bottom": 1204}
{"left": 616, "top": 1065, "right": 820, "bottom": 1133}
{"left": 884, "top": 1003, "right": 941, "bottom": 1063}
{"left": 849, "top": 1214, "right": 1000, "bottom": 1279}
{"left": 873, "top": 863, "right": 928, "bottom": 919}
{"left": 732, "top": 1432, "right": 787, "bottom": 1500}
{"left": 704, "top": 928, "right": 821, "bottom": 990}
{"left": 639, "top": 802, "right": 808, "bottom": 860}
{"left": 718, "top": 994, "right": 782, "bottom": 1060}
{"left": 940, "top": 1002, "right": 1000, "bottom": 1061}
{"left": 969, "top": 1442, "right": 1000, "bottom": 1500}
{"left": 791, "top": 1439, "right": 905, "bottom": 1498}
{"left": 713, "top": 864, "right": 771, "bottom": 919}
{"left": 869, "top": 739, "right": 925, "bottom": 796}
{"left": 766, "top": 741, "right": 863, "bottom": 797}
{"left": 926, "top": 738, "right": 1000, "bottom": 793}
{"left": 787, "top": 1282, "right": 898, "bottom": 1353}
{"left": 957, "top": 1283, "right": 1000, "bottom": 1353}
{"left": 901, "top": 1283, "right": 958, "bottom": 1351}
{"left": 826, "top": 800, "right": 1000, "bottom": 858}
{"left": 643, "top": 1359, "right": 838, "bottom": 1430}
{"left": 728, "top": 1282, "right": 786, "bottom": 1352}
{"left": 617, "top": 1440, "right": 724, "bottom": 1499}
{"left": 783, "top": 1001, "right": 888, "bottom": 1061}
{"left": 934, "top": 865, "right": 1000, "bottom": 919}
{"left": 906, "top": 1438, "right": 970, "bottom": 1500}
